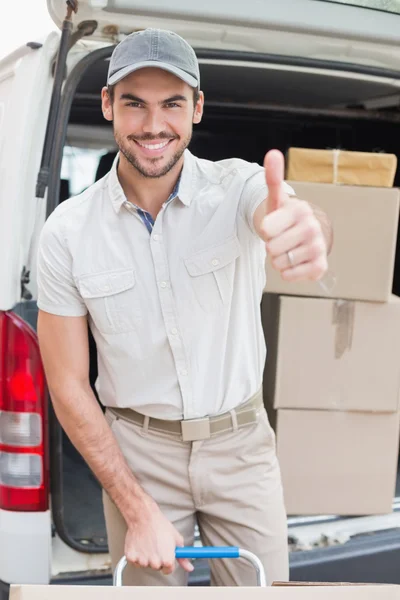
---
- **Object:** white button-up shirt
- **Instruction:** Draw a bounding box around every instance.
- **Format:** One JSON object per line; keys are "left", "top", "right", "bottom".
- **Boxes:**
{"left": 37, "top": 150, "right": 294, "bottom": 420}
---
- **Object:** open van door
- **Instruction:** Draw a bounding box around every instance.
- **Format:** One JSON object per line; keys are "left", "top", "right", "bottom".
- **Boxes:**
{"left": 0, "top": 34, "right": 60, "bottom": 312}
{"left": 0, "top": 33, "right": 62, "bottom": 591}
{"left": 46, "top": 0, "right": 400, "bottom": 70}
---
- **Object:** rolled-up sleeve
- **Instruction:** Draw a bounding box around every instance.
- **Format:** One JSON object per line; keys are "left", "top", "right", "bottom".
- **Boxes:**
{"left": 240, "top": 167, "right": 296, "bottom": 235}
{"left": 37, "top": 214, "right": 87, "bottom": 317}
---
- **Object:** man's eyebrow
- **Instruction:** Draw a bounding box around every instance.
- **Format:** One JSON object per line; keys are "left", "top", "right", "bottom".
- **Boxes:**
{"left": 119, "top": 93, "right": 146, "bottom": 103}
{"left": 163, "top": 95, "right": 188, "bottom": 104}
{"left": 119, "top": 93, "right": 188, "bottom": 104}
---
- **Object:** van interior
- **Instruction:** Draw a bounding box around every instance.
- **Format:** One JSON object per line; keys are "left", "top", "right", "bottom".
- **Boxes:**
{"left": 56, "top": 47, "right": 400, "bottom": 553}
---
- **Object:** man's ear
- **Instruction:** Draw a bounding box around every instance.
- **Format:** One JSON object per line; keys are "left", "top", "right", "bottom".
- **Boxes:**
{"left": 101, "top": 86, "right": 114, "bottom": 122}
{"left": 193, "top": 91, "right": 204, "bottom": 125}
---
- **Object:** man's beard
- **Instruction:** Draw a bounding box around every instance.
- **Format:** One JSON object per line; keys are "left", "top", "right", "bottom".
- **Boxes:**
{"left": 114, "top": 129, "right": 192, "bottom": 179}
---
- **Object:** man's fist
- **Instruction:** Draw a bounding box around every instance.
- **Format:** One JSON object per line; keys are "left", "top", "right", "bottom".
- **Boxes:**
{"left": 124, "top": 498, "right": 194, "bottom": 575}
{"left": 261, "top": 149, "right": 328, "bottom": 282}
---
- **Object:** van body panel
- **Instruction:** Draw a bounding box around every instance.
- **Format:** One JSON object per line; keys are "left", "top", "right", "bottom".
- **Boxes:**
{"left": 51, "top": 535, "right": 111, "bottom": 578}
{"left": 0, "top": 509, "right": 51, "bottom": 584}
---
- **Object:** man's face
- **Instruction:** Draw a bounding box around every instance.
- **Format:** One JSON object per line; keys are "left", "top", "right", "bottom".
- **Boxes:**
{"left": 102, "top": 68, "right": 204, "bottom": 178}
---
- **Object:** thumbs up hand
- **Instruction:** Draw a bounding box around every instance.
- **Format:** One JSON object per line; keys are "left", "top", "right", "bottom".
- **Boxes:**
{"left": 260, "top": 149, "right": 328, "bottom": 282}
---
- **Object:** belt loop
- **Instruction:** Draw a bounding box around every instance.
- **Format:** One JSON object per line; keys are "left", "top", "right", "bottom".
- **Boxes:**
{"left": 143, "top": 415, "right": 150, "bottom": 434}
{"left": 230, "top": 409, "right": 238, "bottom": 431}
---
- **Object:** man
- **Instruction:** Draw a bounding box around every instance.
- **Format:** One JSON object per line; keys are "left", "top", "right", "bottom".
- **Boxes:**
{"left": 37, "top": 29, "right": 332, "bottom": 586}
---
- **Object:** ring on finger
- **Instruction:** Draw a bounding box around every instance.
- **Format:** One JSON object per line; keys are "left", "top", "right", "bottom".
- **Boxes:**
{"left": 287, "top": 250, "right": 295, "bottom": 267}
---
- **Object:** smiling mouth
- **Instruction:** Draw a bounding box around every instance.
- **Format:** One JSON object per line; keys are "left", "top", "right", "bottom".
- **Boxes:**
{"left": 134, "top": 139, "right": 175, "bottom": 154}
{"left": 138, "top": 140, "right": 170, "bottom": 149}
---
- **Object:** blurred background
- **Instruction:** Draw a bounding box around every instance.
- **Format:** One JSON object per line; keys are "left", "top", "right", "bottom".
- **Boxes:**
{"left": 0, "top": 0, "right": 56, "bottom": 60}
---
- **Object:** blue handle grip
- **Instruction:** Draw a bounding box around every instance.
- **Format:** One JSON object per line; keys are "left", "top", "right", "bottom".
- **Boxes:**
{"left": 175, "top": 546, "right": 240, "bottom": 559}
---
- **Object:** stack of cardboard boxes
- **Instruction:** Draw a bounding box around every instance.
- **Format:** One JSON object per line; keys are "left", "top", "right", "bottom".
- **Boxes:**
{"left": 262, "top": 148, "right": 400, "bottom": 515}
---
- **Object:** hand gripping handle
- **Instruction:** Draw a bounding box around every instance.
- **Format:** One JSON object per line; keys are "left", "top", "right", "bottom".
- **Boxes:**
{"left": 113, "top": 546, "right": 267, "bottom": 587}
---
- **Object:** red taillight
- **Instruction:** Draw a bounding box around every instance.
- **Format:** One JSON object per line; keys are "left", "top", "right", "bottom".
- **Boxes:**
{"left": 0, "top": 311, "right": 49, "bottom": 512}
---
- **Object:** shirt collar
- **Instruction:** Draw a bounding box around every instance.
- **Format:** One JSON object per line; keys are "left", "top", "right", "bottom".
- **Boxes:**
{"left": 168, "top": 175, "right": 180, "bottom": 204}
{"left": 175, "top": 149, "right": 195, "bottom": 207}
{"left": 108, "top": 150, "right": 195, "bottom": 214}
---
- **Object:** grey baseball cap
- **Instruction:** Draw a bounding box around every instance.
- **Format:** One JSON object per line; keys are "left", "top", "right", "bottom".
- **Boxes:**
{"left": 107, "top": 28, "right": 200, "bottom": 88}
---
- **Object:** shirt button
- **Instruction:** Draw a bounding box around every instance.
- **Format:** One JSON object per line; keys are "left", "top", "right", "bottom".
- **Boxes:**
{"left": 211, "top": 259, "right": 220, "bottom": 267}
{"left": 153, "top": 234, "right": 159, "bottom": 241}
{"left": 160, "top": 281, "right": 168, "bottom": 289}
{"left": 171, "top": 328, "right": 178, "bottom": 335}
{"left": 103, "top": 285, "right": 110, "bottom": 292}
{"left": 180, "top": 369, "right": 188, "bottom": 376}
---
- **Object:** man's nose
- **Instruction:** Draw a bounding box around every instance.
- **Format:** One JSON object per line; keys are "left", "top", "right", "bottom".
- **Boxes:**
{"left": 142, "top": 108, "right": 165, "bottom": 135}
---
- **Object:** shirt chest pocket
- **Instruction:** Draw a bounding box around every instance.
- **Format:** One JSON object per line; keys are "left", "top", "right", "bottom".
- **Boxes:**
{"left": 77, "top": 269, "right": 141, "bottom": 335}
{"left": 184, "top": 235, "right": 241, "bottom": 312}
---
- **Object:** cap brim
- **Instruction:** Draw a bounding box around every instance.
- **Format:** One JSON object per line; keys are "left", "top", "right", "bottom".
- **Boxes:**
{"left": 108, "top": 60, "right": 198, "bottom": 87}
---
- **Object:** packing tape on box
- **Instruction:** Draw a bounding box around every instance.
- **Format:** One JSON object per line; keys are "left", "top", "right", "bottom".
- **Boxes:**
{"left": 332, "top": 149, "right": 340, "bottom": 184}
{"left": 332, "top": 300, "right": 355, "bottom": 359}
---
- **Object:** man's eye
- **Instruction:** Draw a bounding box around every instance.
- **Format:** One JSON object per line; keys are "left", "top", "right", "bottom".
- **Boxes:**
{"left": 165, "top": 102, "right": 180, "bottom": 108}
{"left": 126, "top": 102, "right": 142, "bottom": 108}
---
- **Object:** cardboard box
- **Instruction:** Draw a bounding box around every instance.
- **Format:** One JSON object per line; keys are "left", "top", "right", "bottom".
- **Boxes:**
{"left": 263, "top": 294, "right": 400, "bottom": 515}
{"left": 272, "top": 295, "right": 400, "bottom": 412}
{"left": 286, "top": 147, "right": 397, "bottom": 187}
{"left": 9, "top": 583, "right": 400, "bottom": 598}
{"left": 277, "top": 409, "right": 400, "bottom": 516}
{"left": 264, "top": 182, "right": 400, "bottom": 302}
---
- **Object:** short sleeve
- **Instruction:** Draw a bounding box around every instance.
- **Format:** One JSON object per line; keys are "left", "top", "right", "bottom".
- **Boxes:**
{"left": 240, "top": 167, "right": 296, "bottom": 235}
{"left": 36, "top": 213, "right": 88, "bottom": 317}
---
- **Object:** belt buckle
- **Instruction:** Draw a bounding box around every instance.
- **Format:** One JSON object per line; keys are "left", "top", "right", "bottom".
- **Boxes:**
{"left": 181, "top": 417, "right": 211, "bottom": 442}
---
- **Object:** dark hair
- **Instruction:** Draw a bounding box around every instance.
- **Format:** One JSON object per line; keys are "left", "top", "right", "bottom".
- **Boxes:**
{"left": 107, "top": 84, "right": 200, "bottom": 106}
{"left": 107, "top": 84, "right": 115, "bottom": 103}
{"left": 193, "top": 87, "right": 200, "bottom": 105}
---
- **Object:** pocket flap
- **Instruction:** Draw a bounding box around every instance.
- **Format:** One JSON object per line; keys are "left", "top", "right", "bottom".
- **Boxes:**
{"left": 184, "top": 236, "right": 241, "bottom": 277}
{"left": 78, "top": 269, "right": 135, "bottom": 299}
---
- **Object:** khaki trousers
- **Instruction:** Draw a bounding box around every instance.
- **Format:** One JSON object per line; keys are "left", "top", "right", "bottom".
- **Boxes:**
{"left": 103, "top": 406, "right": 289, "bottom": 586}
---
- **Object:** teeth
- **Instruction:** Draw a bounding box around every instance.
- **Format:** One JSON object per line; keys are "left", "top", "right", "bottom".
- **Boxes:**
{"left": 139, "top": 141, "right": 170, "bottom": 150}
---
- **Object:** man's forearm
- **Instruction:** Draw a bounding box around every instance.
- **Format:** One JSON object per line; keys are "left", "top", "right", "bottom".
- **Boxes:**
{"left": 49, "top": 381, "right": 154, "bottom": 525}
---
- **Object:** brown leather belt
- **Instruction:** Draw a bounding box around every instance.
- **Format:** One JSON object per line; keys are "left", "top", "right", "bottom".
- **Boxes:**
{"left": 107, "top": 388, "right": 263, "bottom": 442}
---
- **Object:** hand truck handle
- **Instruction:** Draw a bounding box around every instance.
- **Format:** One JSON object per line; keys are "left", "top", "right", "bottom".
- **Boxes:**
{"left": 176, "top": 546, "right": 241, "bottom": 559}
{"left": 113, "top": 546, "right": 267, "bottom": 587}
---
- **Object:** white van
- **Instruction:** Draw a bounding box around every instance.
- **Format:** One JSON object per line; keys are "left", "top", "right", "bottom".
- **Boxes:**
{"left": 2, "top": 0, "right": 400, "bottom": 596}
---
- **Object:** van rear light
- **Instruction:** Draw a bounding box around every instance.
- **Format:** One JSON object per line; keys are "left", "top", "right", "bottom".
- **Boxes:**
{"left": 0, "top": 452, "right": 42, "bottom": 487}
{"left": 0, "top": 311, "right": 49, "bottom": 512}
{"left": 0, "top": 412, "right": 42, "bottom": 446}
